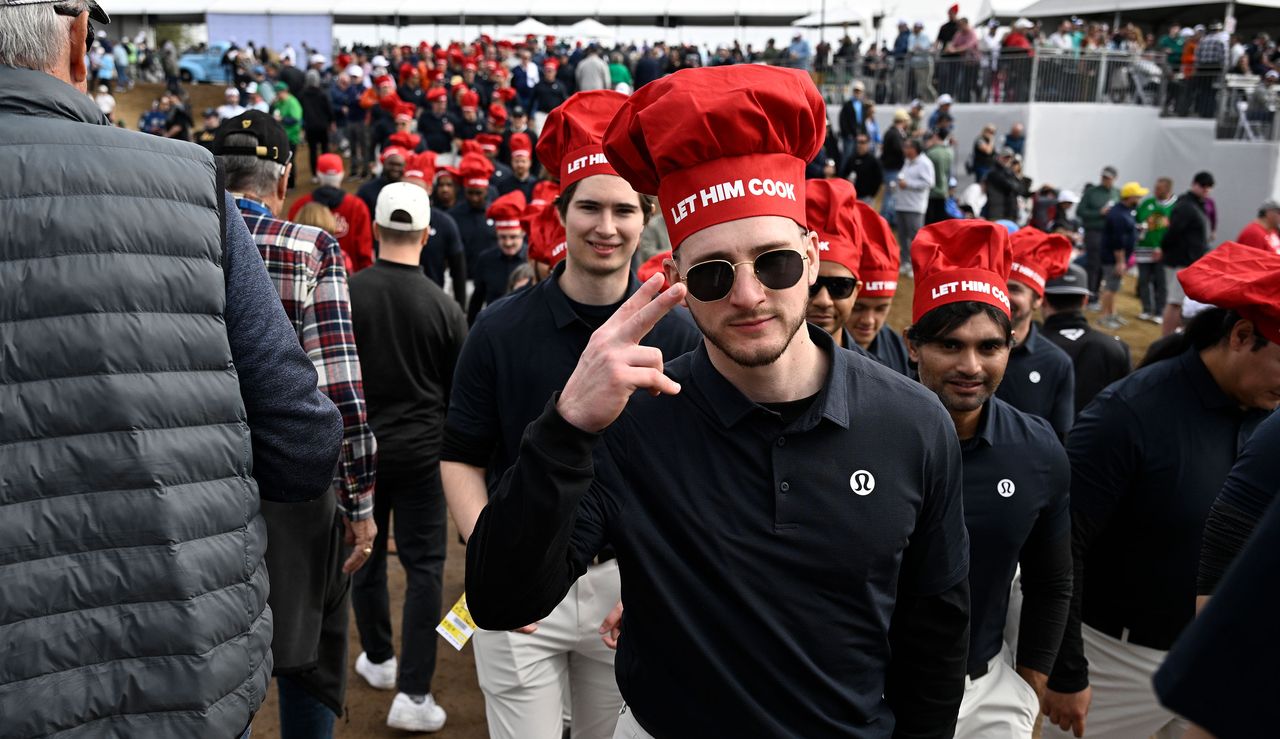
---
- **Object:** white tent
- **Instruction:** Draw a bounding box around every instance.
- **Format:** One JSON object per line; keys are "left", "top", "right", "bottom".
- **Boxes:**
{"left": 569, "top": 18, "right": 615, "bottom": 40}
{"left": 509, "top": 16, "right": 554, "bottom": 35}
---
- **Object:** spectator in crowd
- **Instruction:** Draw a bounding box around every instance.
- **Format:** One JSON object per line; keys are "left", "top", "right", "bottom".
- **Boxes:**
{"left": 970, "top": 123, "right": 996, "bottom": 183}
{"left": 841, "top": 132, "right": 883, "bottom": 204}
{"left": 924, "top": 129, "right": 953, "bottom": 224}
{"left": 1160, "top": 170, "right": 1215, "bottom": 333}
{"left": 1247, "top": 69, "right": 1278, "bottom": 127}
{"left": 138, "top": 99, "right": 167, "bottom": 136}
{"left": 608, "top": 51, "right": 632, "bottom": 89}
{"left": 982, "top": 148, "right": 1023, "bottom": 222}
{"left": 575, "top": 44, "right": 610, "bottom": 91}
{"left": 943, "top": 17, "right": 980, "bottom": 102}
{"left": 1194, "top": 21, "right": 1229, "bottom": 117}
{"left": 894, "top": 137, "right": 934, "bottom": 271}
{"left": 633, "top": 45, "right": 663, "bottom": 88}
{"left": 880, "top": 108, "right": 909, "bottom": 224}
{"left": 928, "top": 93, "right": 953, "bottom": 130}
{"left": 450, "top": 153, "right": 499, "bottom": 275}
{"left": 270, "top": 81, "right": 303, "bottom": 187}
{"left": 288, "top": 153, "right": 375, "bottom": 275}
{"left": 300, "top": 69, "right": 335, "bottom": 183}
{"left": 93, "top": 82, "right": 114, "bottom": 121}
{"left": 788, "top": 32, "right": 812, "bottom": 67}
{"left": 356, "top": 146, "right": 407, "bottom": 225}
{"left": 803, "top": 179, "right": 863, "bottom": 350}
{"left": 837, "top": 79, "right": 869, "bottom": 168}
{"left": 194, "top": 107, "right": 221, "bottom": 150}
{"left": 891, "top": 21, "right": 912, "bottom": 101}
{"left": 1134, "top": 176, "right": 1175, "bottom": 323}
{"left": 909, "top": 21, "right": 936, "bottom": 102}
{"left": 0, "top": 6, "right": 341, "bottom": 735}
{"left": 1077, "top": 165, "right": 1120, "bottom": 306}
{"left": 1049, "top": 189, "right": 1082, "bottom": 243}
{"left": 1099, "top": 181, "right": 1145, "bottom": 329}
{"left": 1040, "top": 265, "right": 1131, "bottom": 414}
{"left": 468, "top": 191, "right": 528, "bottom": 324}
{"left": 532, "top": 57, "right": 569, "bottom": 120}
{"left": 216, "top": 110, "right": 378, "bottom": 739}
{"left": 217, "top": 85, "right": 245, "bottom": 121}
{"left": 1003, "top": 122, "right": 1025, "bottom": 156}
{"left": 1236, "top": 199, "right": 1280, "bottom": 253}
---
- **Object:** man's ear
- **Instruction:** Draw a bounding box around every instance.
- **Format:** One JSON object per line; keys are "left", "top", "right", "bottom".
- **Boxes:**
{"left": 904, "top": 327, "right": 921, "bottom": 363}
{"left": 68, "top": 13, "right": 90, "bottom": 91}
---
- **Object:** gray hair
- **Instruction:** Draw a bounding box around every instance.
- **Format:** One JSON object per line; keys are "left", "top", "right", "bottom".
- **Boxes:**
{"left": 218, "top": 133, "right": 285, "bottom": 197}
{"left": 304, "top": 69, "right": 321, "bottom": 88}
{"left": 0, "top": 1, "right": 84, "bottom": 70}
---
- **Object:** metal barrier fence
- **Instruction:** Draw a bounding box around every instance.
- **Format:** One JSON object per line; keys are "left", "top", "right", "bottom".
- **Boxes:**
{"left": 1215, "top": 75, "right": 1279, "bottom": 141}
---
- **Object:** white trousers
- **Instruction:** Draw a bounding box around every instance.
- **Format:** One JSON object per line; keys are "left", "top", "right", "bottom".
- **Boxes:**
{"left": 1041, "top": 624, "right": 1187, "bottom": 739}
{"left": 473, "top": 560, "right": 623, "bottom": 739}
{"left": 612, "top": 705, "right": 656, "bottom": 739}
{"left": 954, "top": 649, "right": 1039, "bottom": 739}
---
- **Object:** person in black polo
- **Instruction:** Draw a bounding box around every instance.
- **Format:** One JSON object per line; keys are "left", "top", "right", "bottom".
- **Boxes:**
{"left": 466, "top": 65, "right": 970, "bottom": 739}
{"left": 846, "top": 200, "right": 912, "bottom": 375}
{"left": 447, "top": 153, "right": 498, "bottom": 277}
{"left": 1043, "top": 241, "right": 1280, "bottom": 739}
{"left": 441, "top": 91, "right": 700, "bottom": 739}
{"left": 905, "top": 221, "right": 1072, "bottom": 736}
{"left": 1041, "top": 264, "right": 1131, "bottom": 414}
{"left": 467, "top": 191, "right": 527, "bottom": 324}
{"left": 996, "top": 227, "right": 1076, "bottom": 438}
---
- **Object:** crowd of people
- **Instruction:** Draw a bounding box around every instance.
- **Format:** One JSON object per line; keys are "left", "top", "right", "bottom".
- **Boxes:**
{"left": 5, "top": 2, "right": 1280, "bottom": 739}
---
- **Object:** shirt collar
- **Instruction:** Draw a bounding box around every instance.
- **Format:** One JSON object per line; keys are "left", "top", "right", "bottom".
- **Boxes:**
{"left": 0, "top": 66, "right": 109, "bottom": 126}
{"left": 691, "top": 323, "right": 850, "bottom": 431}
{"left": 1180, "top": 348, "right": 1240, "bottom": 411}
{"left": 1014, "top": 321, "right": 1044, "bottom": 355}
{"left": 543, "top": 261, "right": 642, "bottom": 330}
{"left": 970, "top": 399, "right": 1000, "bottom": 448}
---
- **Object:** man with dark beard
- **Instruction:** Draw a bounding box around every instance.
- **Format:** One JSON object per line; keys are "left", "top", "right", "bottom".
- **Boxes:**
{"left": 904, "top": 220, "right": 1072, "bottom": 737}
{"left": 465, "top": 65, "right": 970, "bottom": 739}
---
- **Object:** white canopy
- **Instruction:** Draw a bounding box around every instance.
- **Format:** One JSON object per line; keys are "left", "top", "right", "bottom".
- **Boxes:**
{"left": 509, "top": 16, "right": 554, "bottom": 35}
{"left": 1018, "top": 0, "right": 1280, "bottom": 18}
{"left": 569, "top": 18, "right": 616, "bottom": 40}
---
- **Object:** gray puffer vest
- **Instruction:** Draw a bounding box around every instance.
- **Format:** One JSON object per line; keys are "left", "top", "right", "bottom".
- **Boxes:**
{"left": 0, "top": 66, "right": 270, "bottom": 738}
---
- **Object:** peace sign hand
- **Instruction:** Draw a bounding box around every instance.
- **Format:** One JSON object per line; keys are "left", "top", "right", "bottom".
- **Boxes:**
{"left": 556, "top": 275, "right": 688, "bottom": 434}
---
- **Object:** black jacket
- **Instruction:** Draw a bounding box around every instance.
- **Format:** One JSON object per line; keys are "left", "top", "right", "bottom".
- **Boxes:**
{"left": 300, "top": 86, "right": 334, "bottom": 130}
{"left": 1042, "top": 311, "right": 1131, "bottom": 414}
{"left": 1161, "top": 191, "right": 1211, "bottom": 267}
{"left": 983, "top": 164, "right": 1024, "bottom": 221}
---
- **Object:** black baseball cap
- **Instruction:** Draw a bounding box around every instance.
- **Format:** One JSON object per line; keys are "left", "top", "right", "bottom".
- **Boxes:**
{"left": 2, "top": 0, "right": 110, "bottom": 23}
{"left": 1044, "top": 263, "right": 1092, "bottom": 297}
{"left": 212, "top": 110, "right": 292, "bottom": 166}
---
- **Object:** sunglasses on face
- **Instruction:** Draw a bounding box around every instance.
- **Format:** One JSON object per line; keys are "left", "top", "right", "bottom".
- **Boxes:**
{"left": 679, "top": 248, "right": 809, "bottom": 303}
{"left": 808, "top": 275, "right": 859, "bottom": 300}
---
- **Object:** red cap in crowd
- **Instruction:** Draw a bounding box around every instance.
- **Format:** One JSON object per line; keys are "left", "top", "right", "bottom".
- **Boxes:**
{"left": 388, "top": 131, "right": 420, "bottom": 151}
{"left": 498, "top": 40, "right": 514, "bottom": 50}
{"left": 380, "top": 146, "right": 409, "bottom": 164}
{"left": 316, "top": 153, "right": 344, "bottom": 176}
{"left": 404, "top": 151, "right": 437, "bottom": 182}
{"left": 463, "top": 60, "right": 478, "bottom": 72}
{"left": 459, "top": 139, "right": 483, "bottom": 157}
{"left": 1179, "top": 241, "right": 1280, "bottom": 344}
{"left": 542, "top": 57, "right": 560, "bottom": 71}
{"left": 524, "top": 202, "right": 568, "bottom": 267}
{"left": 476, "top": 133, "right": 503, "bottom": 154}
{"left": 378, "top": 92, "right": 402, "bottom": 113}
{"left": 855, "top": 200, "right": 899, "bottom": 298}
{"left": 491, "top": 65, "right": 510, "bottom": 80}
{"left": 537, "top": 90, "right": 626, "bottom": 188}
{"left": 494, "top": 87, "right": 517, "bottom": 103}
{"left": 374, "top": 74, "right": 395, "bottom": 90}
{"left": 1008, "top": 226, "right": 1073, "bottom": 297}
{"left": 460, "top": 90, "right": 480, "bottom": 111}
{"left": 509, "top": 133, "right": 533, "bottom": 160}
{"left": 805, "top": 178, "right": 863, "bottom": 278}
{"left": 459, "top": 153, "right": 494, "bottom": 189}
{"left": 394, "top": 101, "right": 417, "bottom": 122}
{"left": 487, "top": 191, "right": 528, "bottom": 232}
{"left": 427, "top": 86, "right": 447, "bottom": 102}
{"left": 531, "top": 179, "right": 560, "bottom": 207}
{"left": 434, "top": 48, "right": 447, "bottom": 60}
{"left": 488, "top": 103, "right": 508, "bottom": 124}
{"left": 436, "top": 165, "right": 461, "bottom": 184}
{"left": 910, "top": 220, "right": 1012, "bottom": 323}
{"left": 603, "top": 66, "right": 826, "bottom": 249}
{"left": 637, "top": 250, "right": 672, "bottom": 289}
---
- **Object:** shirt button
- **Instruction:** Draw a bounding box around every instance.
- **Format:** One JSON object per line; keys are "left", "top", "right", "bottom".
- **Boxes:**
{"left": 780, "top": 481, "right": 790, "bottom": 492}
{"left": 777, "top": 437, "right": 786, "bottom": 447}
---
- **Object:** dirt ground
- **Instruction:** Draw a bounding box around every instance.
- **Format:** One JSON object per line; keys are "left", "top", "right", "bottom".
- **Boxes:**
{"left": 109, "top": 82, "right": 1164, "bottom": 738}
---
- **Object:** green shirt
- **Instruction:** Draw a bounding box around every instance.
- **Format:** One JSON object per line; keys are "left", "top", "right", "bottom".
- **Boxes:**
{"left": 271, "top": 94, "right": 303, "bottom": 145}
{"left": 1157, "top": 35, "right": 1184, "bottom": 68}
{"left": 608, "top": 62, "right": 632, "bottom": 87}
{"left": 925, "top": 144, "right": 953, "bottom": 198}
{"left": 1077, "top": 184, "right": 1119, "bottom": 231}
{"left": 1135, "top": 194, "right": 1177, "bottom": 262}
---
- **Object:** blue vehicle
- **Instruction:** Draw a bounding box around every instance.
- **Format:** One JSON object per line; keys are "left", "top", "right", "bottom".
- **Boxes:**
{"left": 178, "top": 41, "right": 232, "bottom": 84}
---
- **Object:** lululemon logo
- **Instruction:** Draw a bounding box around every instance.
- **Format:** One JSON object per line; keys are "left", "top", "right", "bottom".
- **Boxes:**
{"left": 850, "top": 470, "right": 875, "bottom": 496}
{"left": 1029, "top": 371, "right": 1042, "bottom": 384}
{"left": 998, "top": 478, "right": 1016, "bottom": 498}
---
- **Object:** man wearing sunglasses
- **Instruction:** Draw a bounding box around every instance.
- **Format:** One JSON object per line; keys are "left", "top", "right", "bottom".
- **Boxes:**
{"left": 466, "top": 65, "right": 970, "bottom": 739}
{"left": 803, "top": 178, "right": 865, "bottom": 351}
{"left": 903, "top": 220, "right": 1072, "bottom": 738}
{"left": 1, "top": 2, "right": 346, "bottom": 738}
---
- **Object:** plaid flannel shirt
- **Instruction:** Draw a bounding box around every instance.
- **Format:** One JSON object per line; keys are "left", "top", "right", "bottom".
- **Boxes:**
{"left": 237, "top": 199, "right": 376, "bottom": 520}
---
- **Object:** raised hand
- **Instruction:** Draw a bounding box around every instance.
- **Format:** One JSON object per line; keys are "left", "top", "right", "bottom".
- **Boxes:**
{"left": 556, "top": 275, "right": 687, "bottom": 433}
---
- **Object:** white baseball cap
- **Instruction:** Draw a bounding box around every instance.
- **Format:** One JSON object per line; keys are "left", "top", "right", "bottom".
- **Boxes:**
{"left": 376, "top": 182, "right": 432, "bottom": 231}
{"left": 1056, "top": 189, "right": 1079, "bottom": 203}
{"left": 345, "top": 63, "right": 364, "bottom": 79}
{"left": 310, "top": 52, "right": 327, "bottom": 66}
{"left": 371, "top": 54, "right": 389, "bottom": 68}
{"left": 937, "top": 93, "right": 954, "bottom": 105}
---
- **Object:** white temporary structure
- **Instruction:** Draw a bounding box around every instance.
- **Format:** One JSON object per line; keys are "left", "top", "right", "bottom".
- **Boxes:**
{"left": 569, "top": 18, "right": 616, "bottom": 40}
{"left": 509, "top": 16, "right": 554, "bottom": 36}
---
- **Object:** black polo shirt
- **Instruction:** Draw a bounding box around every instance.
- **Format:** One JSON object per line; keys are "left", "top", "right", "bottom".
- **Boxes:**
{"left": 467, "top": 246, "right": 526, "bottom": 324}
{"left": 447, "top": 200, "right": 497, "bottom": 275}
{"left": 1049, "top": 349, "right": 1270, "bottom": 692}
{"left": 442, "top": 261, "right": 701, "bottom": 486}
{"left": 467, "top": 326, "right": 971, "bottom": 738}
{"left": 995, "top": 322, "right": 1075, "bottom": 437}
{"left": 866, "top": 323, "right": 912, "bottom": 376}
{"left": 1042, "top": 311, "right": 1131, "bottom": 415}
{"left": 960, "top": 397, "right": 1072, "bottom": 675}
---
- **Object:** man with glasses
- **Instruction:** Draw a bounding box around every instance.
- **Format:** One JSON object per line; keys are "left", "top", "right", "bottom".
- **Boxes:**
{"left": 466, "top": 65, "right": 970, "bottom": 739}
{"left": 804, "top": 178, "right": 865, "bottom": 350}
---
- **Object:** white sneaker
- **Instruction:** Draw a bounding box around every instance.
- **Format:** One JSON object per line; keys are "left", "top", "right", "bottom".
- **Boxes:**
{"left": 355, "top": 652, "right": 397, "bottom": 691}
{"left": 386, "top": 692, "right": 447, "bottom": 732}
{"left": 1138, "top": 312, "right": 1152, "bottom": 321}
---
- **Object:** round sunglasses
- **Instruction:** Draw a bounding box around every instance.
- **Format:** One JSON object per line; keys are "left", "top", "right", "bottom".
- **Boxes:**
{"left": 678, "top": 248, "right": 809, "bottom": 303}
{"left": 808, "top": 276, "right": 859, "bottom": 300}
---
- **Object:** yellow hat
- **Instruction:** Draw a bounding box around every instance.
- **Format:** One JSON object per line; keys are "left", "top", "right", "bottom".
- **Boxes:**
{"left": 1121, "top": 181, "right": 1149, "bottom": 199}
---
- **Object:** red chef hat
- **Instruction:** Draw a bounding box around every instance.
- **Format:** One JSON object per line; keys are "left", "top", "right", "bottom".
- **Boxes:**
{"left": 855, "top": 201, "right": 900, "bottom": 298}
{"left": 542, "top": 57, "right": 560, "bottom": 71}
{"left": 498, "top": 40, "right": 514, "bottom": 50}
{"left": 434, "top": 48, "right": 447, "bottom": 60}
{"left": 488, "top": 103, "right": 508, "bottom": 124}
{"left": 537, "top": 90, "right": 626, "bottom": 188}
{"left": 805, "top": 178, "right": 863, "bottom": 278}
{"left": 492, "top": 65, "right": 510, "bottom": 79}
{"left": 603, "top": 65, "right": 826, "bottom": 249}
{"left": 427, "top": 86, "right": 447, "bottom": 102}
{"left": 495, "top": 87, "right": 517, "bottom": 103}
{"left": 459, "top": 153, "right": 494, "bottom": 189}
{"left": 637, "top": 250, "right": 672, "bottom": 289}
{"left": 394, "top": 101, "right": 417, "bottom": 122}
{"left": 380, "top": 145, "right": 409, "bottom": 164}
{"left": 1008, "top": 226, "right": 1073, "bottom": 297}
{"left": 524, "top": 202, "right": 568, "bottom": 267}
{"left": 459, "top": 139, "right": 483, "bottom": 157}
{"left": 436, "top": 165, "right": 461, "bottom": 183}
{"left": 910, "top": 220, "right": 1012, "bottom": 323}
{"left": 531, "top": 179, "right": 560, "bottom": 207}
{"left": 378, "top": 92, "right": 402, "bottom": 113}
{"left": 374, "top": 74, "right": 395, "bottom": 89}
{"left": 1179, "top": 241, "right": 1280, "bottom": 344}
{"left": 509, "top": 132, "right": 533, "bottom": 160}
{"left": 388, "top": 131, "right": 420, "bottom": 151}
{"left": 487, "top": 190, "right": 528, "bottom": 232}
{"left": 477, "top": 133, "right": 503, "bottom": 154}
{"left": 463, "top": 60, "right": 478, "bottom": 72}
{"left": 460, "top": 90, "right": 480, "bottom": 111}
{"left": 403, "top": 151, "right": 437, "bottom": 182}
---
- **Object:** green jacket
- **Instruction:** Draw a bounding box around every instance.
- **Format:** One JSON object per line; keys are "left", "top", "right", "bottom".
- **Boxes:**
{"left": 1077, "top": 183, "right": 1118, "bottom": 231}
{"left": 272, "top": 94, "right": 303, "bottom": 145}
{"left": 609, "top": 62, "right": 632, "bottom": 87}
{"left": 925, "top": 144, "right": 953, "bottom": 198}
